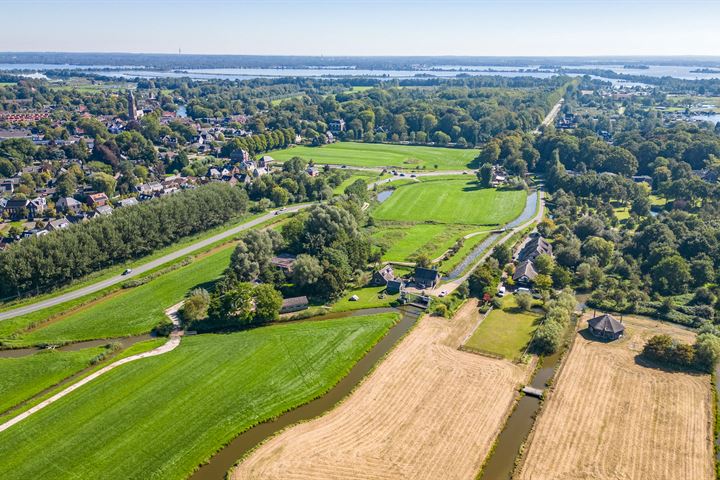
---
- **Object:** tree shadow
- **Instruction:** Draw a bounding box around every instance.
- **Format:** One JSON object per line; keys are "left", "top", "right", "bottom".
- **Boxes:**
{"left": 632, "top": 354, "right": 706, "bottom": 376}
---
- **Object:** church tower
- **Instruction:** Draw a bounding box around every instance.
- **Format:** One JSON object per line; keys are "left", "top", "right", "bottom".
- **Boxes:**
{"left": 128, "top": 90, "right": 138, "bottom": 120}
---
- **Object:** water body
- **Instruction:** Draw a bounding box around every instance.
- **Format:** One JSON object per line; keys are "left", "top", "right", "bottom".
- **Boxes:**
{"left": 0, "top": 333, "right": 154, "bottom": 359}
{"left": 691, "top": 113, "right": 720, "bottom": 125}
{"left": 479, "top": 347, "right": 564, "bottom": 480}
{"left": 506, "top": 190, "right": 539, "bottom": 229}
{"left": 189, "top": 306, "right": 422, "bottom": 480}
{"left": 376, "top": 189, "right": 394, "bottom": 203}
{"left": 446, "top": 233, "right": 500, "bottom": 280}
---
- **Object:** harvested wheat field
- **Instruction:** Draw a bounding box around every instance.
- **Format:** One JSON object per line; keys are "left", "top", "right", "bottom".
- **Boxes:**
{"left": 232, "top": 300, "right": 528, "bottom": 480}
{"left": 518, "top": 315, "right": 714, "bottom": 480}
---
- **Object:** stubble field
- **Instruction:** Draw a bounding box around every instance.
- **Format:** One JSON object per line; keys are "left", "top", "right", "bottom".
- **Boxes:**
{"left": 517, "top": 316, "right": 714, "bottom": 480}
{"left": 233, "top": 300, "right": 528, "bottom": 480}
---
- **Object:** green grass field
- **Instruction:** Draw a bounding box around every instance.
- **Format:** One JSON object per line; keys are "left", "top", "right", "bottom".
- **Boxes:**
{"left": 333, "top": 170, "right": 391, "bottom": 194}
{"left": 2, "top": 244, "right": 234, "bottom": 347}
{"left": 372, "top": 179, "right": 527, "bottom": 226}
{"left": 0, "top": 347, "right": 107, "bottom": 413}
{"left": 329, "top": 286, "right": 399, "bottom": 312}
{"left": 464, "top": 295, "right": 541, "bottom": 360}
{"left": 272, "top": 142, "right": 479, "bottom": 170}
{"left": 0, "top": 314, "right": 397, "bottom": 480}
{"left": 372, "top": 223, "right": 474, "bottom": 263}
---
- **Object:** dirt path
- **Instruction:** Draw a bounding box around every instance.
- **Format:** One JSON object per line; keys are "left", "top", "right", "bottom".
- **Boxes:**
{"left": 0, "top": 302, "right": 184, "bottom": 434}
{"left": 232, "top": 300, "right": 527, "bottom": 480}
{"left": 517, "top": 315, "right": 714, "bottom": 480}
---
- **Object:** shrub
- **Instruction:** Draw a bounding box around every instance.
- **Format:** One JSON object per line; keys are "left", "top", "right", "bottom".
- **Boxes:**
{"left": 516, "top": 292, "right": 533, "bottom": 311}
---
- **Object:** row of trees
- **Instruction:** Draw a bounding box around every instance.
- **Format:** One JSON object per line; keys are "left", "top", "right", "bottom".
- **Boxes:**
{"left": 0, "top": 183, "right": 249, "bottom": 297}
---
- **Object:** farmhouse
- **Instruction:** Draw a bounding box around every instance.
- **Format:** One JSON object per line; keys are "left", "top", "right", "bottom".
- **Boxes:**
{"left": 371, "top": 265, "right": 395, "bottom": 286}
{"left": 329, "top": 118, "right": 346, "bottom": 133}
{"left": 587, "top": 313, "right": 625, "bottom": 340}
{"left": 413, "top": 267, "right": 441, "bottom": 289}
{"left": 280, "top": 296, "right": 309, "bottom": 314}
{"left": 513, "top": 260, "right": 538, "bottom": 286}
{"left": 518, "top": 235, "right": 553, "bottom": 262}
{"left": 371, "top": 265, "right": 404, "bottom": 294}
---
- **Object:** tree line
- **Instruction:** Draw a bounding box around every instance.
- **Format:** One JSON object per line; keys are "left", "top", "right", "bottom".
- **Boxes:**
{"left": 0, "top": 183, "right": 248, "bottom": 298}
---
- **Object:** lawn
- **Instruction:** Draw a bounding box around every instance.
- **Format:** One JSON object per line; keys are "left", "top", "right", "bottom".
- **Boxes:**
{"left": 0, "top": 346, "right": 107, "bottom": 414}
{"left": 2, "top": 244, "right": 234, "bottom": 347}
{"left": 333, "top": 170, "right": 391, "bottom": 194}
{"left": 272, "top": 142, "right": 479, "bottom": 170}
{"left": 372, "top": 178, "right": 527, "bottom": 226}
{"left": 330, "top": 286, "right": 400, "bottom": 312}
{"left": 0, "top": 314, "right": 397, "bottom": 480}
{"left": 372, "top": 223, "right": 473, "bottom": 263}
{"left": 464, "top": 295, "right": 541, "bottom": 360}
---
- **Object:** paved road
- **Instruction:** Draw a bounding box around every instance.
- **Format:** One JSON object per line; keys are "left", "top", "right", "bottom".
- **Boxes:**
{"left": 0, "top": 205, "right": 310, "bottom": 322}
{"left": 0, "top": 302, "right": 185, "bottom": 433}
{"left": 533, "top": 98, "right": 564, "bottom": 134}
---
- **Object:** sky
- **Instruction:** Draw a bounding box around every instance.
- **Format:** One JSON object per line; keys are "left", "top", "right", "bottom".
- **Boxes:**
{"left": 1, "top": 0, "right": 719, "bottom": 57}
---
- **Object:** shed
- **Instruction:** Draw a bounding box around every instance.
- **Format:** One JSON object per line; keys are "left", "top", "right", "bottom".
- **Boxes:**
{"left": 280, "top": 296, "right": 309, "bottom": 314}
{"left": 588, "top": 313, "right": 625, "bottom": 341}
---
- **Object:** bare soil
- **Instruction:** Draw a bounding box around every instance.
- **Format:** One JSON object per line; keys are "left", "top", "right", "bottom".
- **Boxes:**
{"left": 232, "top": 300, "right": 528, "bottom": 480}
{"left": 517, "top": 315, "right": 714, "bottom": 480}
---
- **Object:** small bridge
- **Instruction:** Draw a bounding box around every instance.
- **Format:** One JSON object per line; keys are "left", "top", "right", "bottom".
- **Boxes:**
{"left": 522, "top": 386, "right": 544, "bottom": 398}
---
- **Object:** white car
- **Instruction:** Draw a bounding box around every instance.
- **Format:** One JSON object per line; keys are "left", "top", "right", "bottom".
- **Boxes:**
{"left": 438, "top": 290, "right": 447, "bottom": 298}
{"left": 122, "top": 268, "right": 132, "bottom": 276}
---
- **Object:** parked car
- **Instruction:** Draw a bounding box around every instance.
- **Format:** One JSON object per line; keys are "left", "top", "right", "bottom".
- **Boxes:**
{"left": 438, "top": 290, "right": 447, "bottom": 298}
{"left": 497, "top": 286, "right": 506, "bottom": 297}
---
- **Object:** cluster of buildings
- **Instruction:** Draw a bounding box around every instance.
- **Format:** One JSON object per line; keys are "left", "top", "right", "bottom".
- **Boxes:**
{"left": 206, "top": 152, "right": 273, "bottom": 186}
{"left": 511, "top": 234, "right": 554, "bottom": 287}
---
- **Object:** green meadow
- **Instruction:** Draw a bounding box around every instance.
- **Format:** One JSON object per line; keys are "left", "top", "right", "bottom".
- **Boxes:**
{"left": 272, "top": 142, "right": 479, "bottom": 170}
{"left": 372, "top": 178, "right": 526, "bottom": 226}
{"left": 0, "top": 347, "right": 107, "bottom": 413}
{"left": 464, "top": 294, "right": 541, "bottom": 360}
{"left": 0, "top": 314, "right": 397, "bottom": 480}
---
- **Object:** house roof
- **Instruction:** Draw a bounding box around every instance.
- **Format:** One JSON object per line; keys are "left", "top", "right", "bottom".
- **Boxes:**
{"left": 377, "top": 265, "right": 395, "bottom": 282}
{"left": 414, "top": 267, "right": 440, "bottom": 281}
{"left": 5, "top": 198, "right": 29, "bottom": 208}
{"left": 588, "top": 314, "right": 625, "bottom": 334}
{"left": 518, "top": 236, "right": 553, "bottom": 261}
{"left": 513, "top": 260, "right": 538, "bottom": 281}
{"left": 271, "top": 253, "right": 297, "bottom": 270}
{"left": 282, "top": 296, "right": 309, "bottom": 308}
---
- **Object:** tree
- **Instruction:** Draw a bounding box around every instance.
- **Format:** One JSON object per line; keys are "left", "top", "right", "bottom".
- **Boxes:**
{"left": 292, "top": 254, "right": 323, "bottom": 287}
{"left": 89, "top": 172, "right": 117, "bottom": 196}
{"left": 253, "top": 283, "right": 282, "bottom": 323}
{"left": 491, "top": 243, "right": 512, "bottom": 266}
{"left": 468, "top": 263, "right": 500, "bottom": 297}
{"left": 651, "top": 255, "right": 691, "bottom": 295}
{"left": 533, "top": 253, "right": 555, "bottom": 275}
{"left": 694, "top": 333, "right": 720, "bottom": 372}
{"left": 516, "top": 292, "right": 533, "bottom": 311}
{"left": 477, "top": 163, "right": 493, "bottom": 188}
{"left": 344, "top": 178, "right": 368, "bottom": 201}
{"left": 534, "top": 274, "right": 553, "bottom": 294}
{"left": 581, "top": 236, "right": 614, "bottom": 267}
{"left": 415, "top": 254, "right": 432, "bottom": 269}
{"left": 531, "top": 319, "right": 563, "bottom": 354}
{"left": 180, "top": 288, "right": 210, "bottom": 324}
